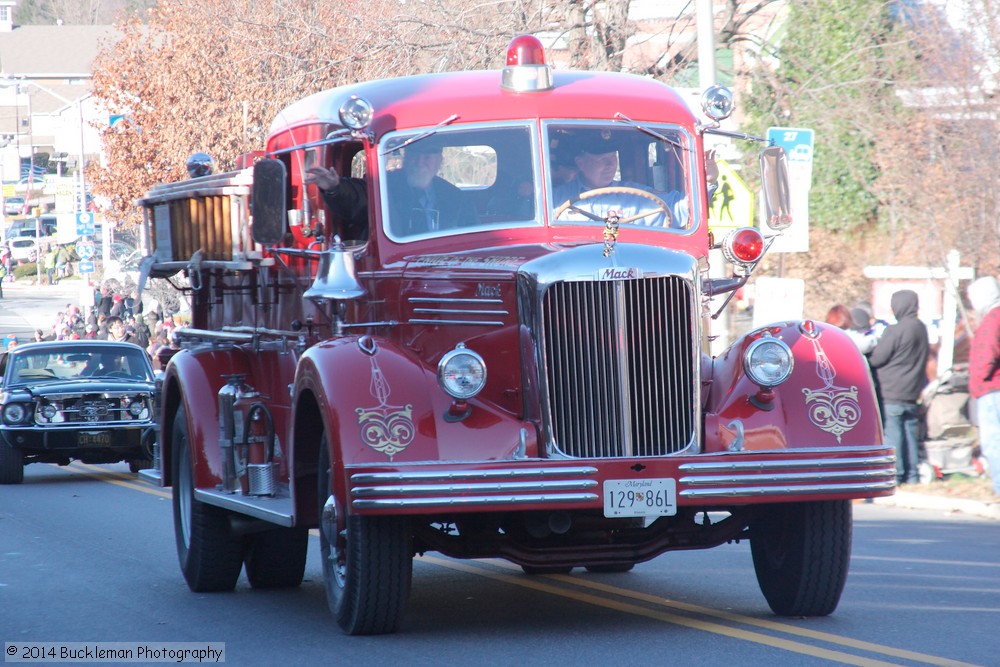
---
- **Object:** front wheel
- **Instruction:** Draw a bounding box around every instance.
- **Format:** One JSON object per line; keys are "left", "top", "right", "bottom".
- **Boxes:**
{"left": 172, "top": 406, "right": 247, "bottom": 592}
{"left": 750, "top": 500, "right": 852, "bottom": 617}
{"left": 0, "top": 443, "right": 24, "bottom": 484}
{"left": 319, "top": 439, "right": 412, "bottom": 635}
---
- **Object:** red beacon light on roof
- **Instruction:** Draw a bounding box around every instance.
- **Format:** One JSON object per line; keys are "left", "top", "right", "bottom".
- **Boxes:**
{"left": 501, "top": 35, "right": 553, "bottom": 93}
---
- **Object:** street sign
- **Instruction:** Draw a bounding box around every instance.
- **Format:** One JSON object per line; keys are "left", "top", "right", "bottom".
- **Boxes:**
{"left": 75, "top": 240, "right": 95, "bottom": 260}
{"left": 767, "top": 127, "right": 814, "bottom": 253}
{"left": 78, "top": 260, "right": 94, "bottom": 274}
{"left": 76, "top": 211, "right": 95, "bottom": 236}
{"left": 767, "top": 127, "right": 814, "bottom": 167}
{"left": 708, "top": 160, "right": 753, "bottom": 232}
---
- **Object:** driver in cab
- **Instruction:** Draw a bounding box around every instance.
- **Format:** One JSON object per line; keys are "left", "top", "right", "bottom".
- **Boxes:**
{"left": 552, "top": 131, "right": 714, "bottom": 229}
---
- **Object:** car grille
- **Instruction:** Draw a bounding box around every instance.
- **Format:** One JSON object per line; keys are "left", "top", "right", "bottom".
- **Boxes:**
{"left": 542, "top": 276, "right": 696, "bottom": 458}
{"left": 52, "top": 396, "right": 149, "bottom": 424}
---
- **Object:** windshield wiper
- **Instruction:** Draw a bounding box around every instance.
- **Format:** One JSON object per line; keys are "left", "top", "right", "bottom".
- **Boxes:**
{"left": 614, "top": 113, "right": 688, "bottom": 151}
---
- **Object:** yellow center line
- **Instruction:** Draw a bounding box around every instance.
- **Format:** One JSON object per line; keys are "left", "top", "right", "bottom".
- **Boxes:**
{"left": 60, "top": 462, "right": 171, "bottom": 499}
{"left": 419, "top": 556, "right": 982, "bottom": 667}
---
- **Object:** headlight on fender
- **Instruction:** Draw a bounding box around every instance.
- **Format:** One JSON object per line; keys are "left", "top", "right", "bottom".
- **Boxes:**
{"left": 437, "top": 344, "right": 487, "bottom": 400}
{"left": 743, "top": 336, "right": 793, "bottom": 388}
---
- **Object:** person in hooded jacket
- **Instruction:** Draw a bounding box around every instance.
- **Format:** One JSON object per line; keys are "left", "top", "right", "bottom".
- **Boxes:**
{"left": 868, "top": 289, "right": 930, "bottom": 485}
{"left": 967, "top": 276, "right": 1000, "bottom": 497}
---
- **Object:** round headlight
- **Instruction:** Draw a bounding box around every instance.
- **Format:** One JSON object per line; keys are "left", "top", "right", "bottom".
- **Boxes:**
{"left": 3, "top": 403, "right": 27, "bottom": 425}
{"left": 128, "top": 400, "right": 146, "bottom": 417}
{"left": 437, "top": 344, "right": 487, "bottom": 400}
{"left": 744, "top": 337, "right": 793, "bottom": 388}
{"left": 39, "top": 404, "right": 58, "bottom": 420}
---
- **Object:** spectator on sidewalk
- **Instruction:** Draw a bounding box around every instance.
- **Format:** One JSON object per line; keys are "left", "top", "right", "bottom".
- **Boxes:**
{"left": 868, "top": 290, "right": 930, "bottom": 486}
{"left": 967, "top": 276, "right": 1000, "bottom": 497}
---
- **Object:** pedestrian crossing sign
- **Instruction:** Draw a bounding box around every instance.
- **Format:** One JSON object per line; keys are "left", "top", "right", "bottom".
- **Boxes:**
{"left": 708, "top": 160, "right": 753, "bottom": 232}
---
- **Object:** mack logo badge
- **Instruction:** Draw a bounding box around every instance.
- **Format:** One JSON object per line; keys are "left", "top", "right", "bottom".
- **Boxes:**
{"left": 595, "top": 267, "right": 641, "bottom": 280}
{"left": 476, "top": 283, "right": 501, "bottom": 299}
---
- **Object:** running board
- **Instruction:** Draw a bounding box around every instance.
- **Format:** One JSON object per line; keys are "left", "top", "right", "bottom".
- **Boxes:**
{"left": 195, "top": 488, "right": 295, "bottom": 527}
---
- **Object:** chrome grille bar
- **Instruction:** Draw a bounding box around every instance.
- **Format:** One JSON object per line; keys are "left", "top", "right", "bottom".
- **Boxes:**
{"left": 543, "top": 276, "right": 695, "bottom": 458}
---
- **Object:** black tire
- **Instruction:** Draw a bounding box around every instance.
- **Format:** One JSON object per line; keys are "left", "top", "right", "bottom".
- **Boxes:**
{"left": 128, "top": 459, "right": 153, "bottom": 474}
{"left": 585, "top": 563, "right": 635, "bottom": 573}
{"left": 318, "top": 440, "right": 412, "bottom": 635}
{"left": 245, "top": 527, "right": 308, "bottom": 589}
{"left": 521, "top": 565, "right": 573, "bottom": 575}
{"left": 172, "top": 407, "right": 247, "bottom": 592}
{"left": 0, "top": 443, "right": 24, "bottom": 484}
{"left": 750, "top": 500, "right": 852, "bottom": 617}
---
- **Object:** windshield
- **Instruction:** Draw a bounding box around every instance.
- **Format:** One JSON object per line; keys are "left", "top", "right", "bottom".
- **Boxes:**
{"left": 546, "top": 122, "right": 696, "bottom": 231}
{"left": 380, "top": 124, "right": 539, "bottom": 241}
{"left": 5, "top": 345, "right": 154, "bottom": 385}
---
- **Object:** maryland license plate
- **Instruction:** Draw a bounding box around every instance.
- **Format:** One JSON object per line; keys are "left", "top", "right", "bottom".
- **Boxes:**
{"left": 603, "top": 478, "right": 677, "bottom": 517}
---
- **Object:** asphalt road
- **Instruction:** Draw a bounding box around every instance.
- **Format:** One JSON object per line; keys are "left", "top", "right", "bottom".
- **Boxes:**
{"left": 1, "top": 461, "right": 998, "bottom": 667}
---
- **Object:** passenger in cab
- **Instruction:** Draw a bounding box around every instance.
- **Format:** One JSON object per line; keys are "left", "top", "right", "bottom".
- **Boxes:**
{"left": 306, "top": 141, "right": 478, "bottom": 239}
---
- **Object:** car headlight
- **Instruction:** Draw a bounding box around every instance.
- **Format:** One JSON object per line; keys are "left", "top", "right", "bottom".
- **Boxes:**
{"left": 38, "top": 404, "right": 58, "bottom": 422}
{"left": 437, "top": 344, "right": 487, "bottom": 400}
{"left": 3, "top": 403, "right": 29, "bottom": 425}
{"left": 128, "top": 399, "right": 147, "bottom": 418}
{"left": 743, "top": 336, "right": 793, "bottom": 388}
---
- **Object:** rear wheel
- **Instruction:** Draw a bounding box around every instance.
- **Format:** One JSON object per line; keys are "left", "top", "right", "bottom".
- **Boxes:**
{"left": 319, "top": 439, "right": 412, "bottom": 635}
{"left": 172, "top": 406, "right": 246, "bottom": 592}
{"left": 0, "top": 443, "right": 24, "bottom": 484}
{"left": 245, "top": 527, "right": 308, "bottom": 589}
{"left": 750, "top": 500, "right": 852, "bottom": 617}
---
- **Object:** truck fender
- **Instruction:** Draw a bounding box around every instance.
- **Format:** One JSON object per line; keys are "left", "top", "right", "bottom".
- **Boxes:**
{"left": 293, "top": 336, "right": 444, "bottom": 468}
{"left": 704, "top": 321, "right": 882, "bottom": 452}
{"left": 159, "top": 347, "right": 257, "bottom": 488}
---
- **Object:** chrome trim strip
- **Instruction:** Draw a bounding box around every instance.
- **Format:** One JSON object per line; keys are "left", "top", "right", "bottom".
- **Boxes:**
{"left": 407, "top": 319, "right": 505, "bottom": 326}
{"left": 680, "top": 481, "right": 896, "bottom": 498}
{"left": 412, "top": 308, "right": 509, "bottom": 315}
{"left": 678, "top": 454, "right": 895, "bottom": 473}
{"left": 352, "top": 492, "right": 599, "bottom": 510}
{"left": 409, "top": 297, "right": 503, "bottom": 304}
{"left": 195, "top": 488, "right": 294, "bottom": 526}
{"left": 350, "top": 466, "right": 598, "bottom": 484}
{"left": 352, "top": 479, "right": 598, "bottom": 497}
{"left": 680, "top": 468, "right": 898, "bottom": 485}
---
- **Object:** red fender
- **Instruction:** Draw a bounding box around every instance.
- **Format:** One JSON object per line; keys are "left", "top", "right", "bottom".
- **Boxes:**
{"left": 294, "top": 336, "right": 536, "bottom": 469}
{"left": 705, "top": 321, "right": 883, "bottom": 453}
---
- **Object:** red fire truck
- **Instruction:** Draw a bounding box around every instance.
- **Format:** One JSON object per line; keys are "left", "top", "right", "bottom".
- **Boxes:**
{"left": 137, "top": 36, "right": 893, "bottom": 635}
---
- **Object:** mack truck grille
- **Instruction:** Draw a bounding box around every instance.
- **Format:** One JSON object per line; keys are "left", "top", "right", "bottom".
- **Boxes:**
{"left": 542, "top": 276, "right": 695, "bottom": 458}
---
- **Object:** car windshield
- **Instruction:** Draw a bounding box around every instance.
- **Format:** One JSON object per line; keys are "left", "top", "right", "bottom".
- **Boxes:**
{"left": 380, "top": 124, "right": 539, "bottom": 241}
{"left": 546, "top": 122, "right": 696, "bottom": 231}
{"left": 4, "top": 345, "right": 153, "bottom": 385}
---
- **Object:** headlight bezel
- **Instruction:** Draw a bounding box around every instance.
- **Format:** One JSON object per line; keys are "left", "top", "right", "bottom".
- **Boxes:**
{"left": 437, "top": 344, "right": 487, "bottom": 400}
{"left": 743, "top": 336, "right": 794, "bottom": 389}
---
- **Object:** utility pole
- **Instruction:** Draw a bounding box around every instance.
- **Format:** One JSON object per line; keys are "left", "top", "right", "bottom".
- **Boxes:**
{"left": 698, "top": 0, "right": 730, "bottom": 356}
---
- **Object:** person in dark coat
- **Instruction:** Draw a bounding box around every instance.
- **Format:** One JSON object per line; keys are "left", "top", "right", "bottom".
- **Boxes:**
{"left": 868, "top": 289, "right": 930, "bottom": 485}
{"left": 305, "top": 141, "right": 478, "bottom": 240}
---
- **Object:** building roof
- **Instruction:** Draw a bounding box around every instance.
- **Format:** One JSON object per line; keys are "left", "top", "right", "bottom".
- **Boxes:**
{"left": 0, "top": 24, "right": 117, "bottom": 78}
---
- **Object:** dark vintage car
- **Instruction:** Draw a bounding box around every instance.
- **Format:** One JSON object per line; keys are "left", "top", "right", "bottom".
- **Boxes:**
{"left": 0, "top": 340, "right": 157, "bottom": 484}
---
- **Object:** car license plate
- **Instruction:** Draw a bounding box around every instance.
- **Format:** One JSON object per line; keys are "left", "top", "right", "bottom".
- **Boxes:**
{"left": 603, "top": 478, "right": 677, "bottom": 517}
{"left": 79, "top": 432, "right": 111, "bottom": 447}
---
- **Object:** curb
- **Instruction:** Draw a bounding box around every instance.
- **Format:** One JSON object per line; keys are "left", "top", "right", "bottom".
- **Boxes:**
{"left": 874, "top": 491, "right": 1000, "bottom": 521}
